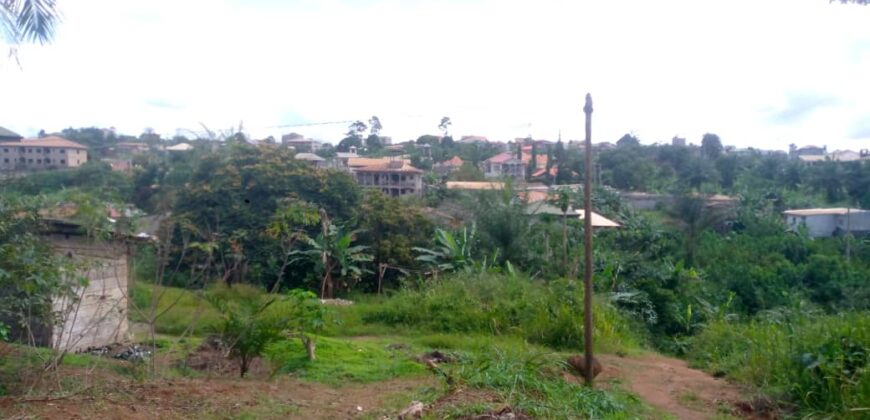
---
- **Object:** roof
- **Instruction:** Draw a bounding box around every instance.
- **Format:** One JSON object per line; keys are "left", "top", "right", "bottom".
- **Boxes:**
{"left": 446, "top": 181, "right": 505, "bottom": 190}
{"left": 518, "top": 190, "right": 550, "bottom": 203}
{"left": 336, "top": 152, "right": 359, "bottom": 159}
{"left": 348, "top": 157, "right": 410, "bottom": 168}
{"left": 0, "top": 126, "right": 23, "bottom": 139}
{"left": 799, "top": 155, "right": 827, "bottom": 162}
{"left": 575, "top": 209, "right": 622, "bottom": 227}
{"left": 485, "top": 152, "right": 522, "bottom": 164}
{"left": 783, "top": 208, "right": 870, "bottom": 216}
{"left": 353, "top": 160, "right": 422, "bottom": 174}
{"left": 0, "top": 136, "right": 87, "bottom": 149}
{"left": 166, "top": 143, "right": 193, "bottom": 151}
{"left": 294, "top": 152, "right": 325, "bottom": 161}
{"left": 485, "top": 151, "right": 548, "bottom": 167}
{"left": 437, "top": 156, "right": 464, "bottom": 167}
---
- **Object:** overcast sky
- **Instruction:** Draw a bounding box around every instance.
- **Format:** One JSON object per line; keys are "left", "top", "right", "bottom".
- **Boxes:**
{"left": 1, "top": 0, "right": 869, "bottom": 150}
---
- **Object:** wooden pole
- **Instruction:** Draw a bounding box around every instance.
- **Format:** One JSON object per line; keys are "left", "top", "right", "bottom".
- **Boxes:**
{"left": 582, "top": 93, "right": 595, "bottom": 386}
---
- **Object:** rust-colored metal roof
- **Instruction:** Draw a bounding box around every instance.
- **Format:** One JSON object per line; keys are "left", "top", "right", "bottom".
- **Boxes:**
{"left": 353, "top": 160, "right": 422, "bottom": 173}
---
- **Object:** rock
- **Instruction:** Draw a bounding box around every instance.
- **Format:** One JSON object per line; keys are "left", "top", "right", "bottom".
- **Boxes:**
{"left": 397, "top": 401, "right": 424, "bottom": 419}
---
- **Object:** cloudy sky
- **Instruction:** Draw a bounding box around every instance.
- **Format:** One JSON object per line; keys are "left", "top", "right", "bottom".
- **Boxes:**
{"left": 1, "top": 0, "right": 869, "bottom": 150}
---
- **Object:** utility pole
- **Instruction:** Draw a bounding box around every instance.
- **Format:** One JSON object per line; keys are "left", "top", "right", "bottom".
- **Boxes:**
{"left": 582, "top": 93, "right": 595, "bottom": 386}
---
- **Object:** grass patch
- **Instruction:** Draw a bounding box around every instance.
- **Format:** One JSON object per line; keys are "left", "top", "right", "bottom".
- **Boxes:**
{"left": 356, "top": 273, "right": 643, "bottom": 354}
{"left": 266, "top": 336, "right": 426, "bottom": 385}
{"left": 687, "top": 310, "right": 870, "bottom": 416}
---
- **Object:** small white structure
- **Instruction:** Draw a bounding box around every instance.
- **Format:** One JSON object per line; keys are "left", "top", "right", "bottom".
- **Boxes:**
{"left": 166, "top": 142, "right": 193, "bottom": 152}
{"left": 784, "top": 208, "right": 870, "bottom": 238}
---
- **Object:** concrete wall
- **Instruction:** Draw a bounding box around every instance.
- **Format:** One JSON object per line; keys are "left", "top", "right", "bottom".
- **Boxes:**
{"left": 47, "top": 234, "right": 130, "bottom": 352}
{"left": 786, "top": 212, "right": 870, "bottom": 237}
{"left": 0, "top": 146, "right": 87, "bottom": 171}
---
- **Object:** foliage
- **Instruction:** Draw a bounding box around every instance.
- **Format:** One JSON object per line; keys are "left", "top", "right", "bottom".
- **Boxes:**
{"left": 688, "top": 310, "right": 870, "bottom": 416}
{"left": 361, "top": 273, "right": 643, "bottom": 353}
{"left": 414, "top": 226, "right": 477, "bottom": 272}
{"left": 0, "top": 0, "right": 57, "bottom": 45}
{"left": 290, "top": 215, "right": 373, "bottom": 298}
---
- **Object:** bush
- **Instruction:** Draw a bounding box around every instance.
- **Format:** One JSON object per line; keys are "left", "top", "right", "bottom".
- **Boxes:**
{"left": 687, "top": 311, "right": 870, "bottom": 415}
{"left": 360, "top": 273, "right": 643, "bottom": 354}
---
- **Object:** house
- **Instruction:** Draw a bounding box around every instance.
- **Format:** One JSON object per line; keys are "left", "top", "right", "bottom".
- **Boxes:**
{"left": 281, "top": 133, "right": 322, "bottom": 152}
{"left": 0, "top": 136, "right": 88, "bottom": 171}
{"left": 783, "top": 208, "right": 870, "bottom": 238}
{"left": 332, "top": 151, "right": 359, "bottom": 170}
{"left": 482, "top": 150, "right": 548, "bottom": 181}
{"left": 115, "top": 142, "right": 151, "bottom": 154}
{"left": 434, "top": 156, "right": 464, "bottom": 175}
{"left": 294, "top": 152, "right": 326, "bottom": 168}
{"left": 104, "top": 159, "right": 133, "bottom": 172}
{"left": 354, "top": 159, "right": 423, "bottom": 197}
{"left": 0, "top": 126, "right": 23, "bottom": 141}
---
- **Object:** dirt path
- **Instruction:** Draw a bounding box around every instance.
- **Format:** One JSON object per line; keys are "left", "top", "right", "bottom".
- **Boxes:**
{"left": 0, "top": 375, "right": 437, "bottom": 419}
{"left": 597, "top": 353, "right": 746, "bottom": 419}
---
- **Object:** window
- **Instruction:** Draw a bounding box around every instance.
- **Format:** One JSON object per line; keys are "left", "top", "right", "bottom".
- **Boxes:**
{"left": 2, "top": 148, "right": 6, "bottom": 153}
{"left": 36, "top": 159, "right": 42, "bottom": 164}
{"left": 19, "top": 157, "right": 25, "bottom": 162}
{"left": 27, "top": 148, "right": 32, "bottom": 153}
{"left": 36, "top": 148, "right": 41, "bottom": 153}
{"left": 44, "top": 148, "right": 49, "bottom": 153}
{"left": 44, "top": 158, "right": 51, "bottom": 164}
{"left": 3, "top": 158, "right": 8, "bottom": 163}
{"left": 60, "top": 159, "right": 65, "bottom": 164}
{"left": 27, "top": 159, "right": 32, "bottom": 163}
{"left": 61, "top": 149, "right": 66, "bottom": 154}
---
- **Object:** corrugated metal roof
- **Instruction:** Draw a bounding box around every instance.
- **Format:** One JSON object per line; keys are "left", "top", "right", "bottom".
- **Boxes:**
{"left": 783, "top": 208, "right": 869, "bottom": 216}
{"left": 0, "top": 126, "right": 23, "bottom": 139}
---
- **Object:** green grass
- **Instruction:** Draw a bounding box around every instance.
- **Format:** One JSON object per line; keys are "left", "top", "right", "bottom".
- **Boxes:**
{"left": 129, "top": 281, "right": 222, "bottom": 335}
{"left": 266, "top": 335, "right": 426, "bottom": 384}
{"left": 348, "top": 273, "right": 644, "bottom": 355}
{"left": 687, "top": 311, "right": 870, "bottom": 416}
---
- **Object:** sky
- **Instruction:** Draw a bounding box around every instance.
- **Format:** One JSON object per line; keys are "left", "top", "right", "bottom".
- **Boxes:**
{"left": 1, "top": 0, "right": 869, "bottom": 151}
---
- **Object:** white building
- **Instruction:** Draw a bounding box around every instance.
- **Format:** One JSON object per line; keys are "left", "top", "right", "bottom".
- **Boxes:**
{"left": 784, "top": 208, "right": 870, "bottom": 237}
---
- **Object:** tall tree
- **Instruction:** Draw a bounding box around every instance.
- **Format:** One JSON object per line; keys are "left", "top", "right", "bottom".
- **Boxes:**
{"left": 368, "top": 116, "right": 382, "bottom": 136}
{"left": 438, "top": 117, "right": 452, "bottom": 137}
{"left": 700, "top": 133, "right": 723, "bottom": 160}
{"left": 616, "top": 133, "right": 640, "bottom": 148}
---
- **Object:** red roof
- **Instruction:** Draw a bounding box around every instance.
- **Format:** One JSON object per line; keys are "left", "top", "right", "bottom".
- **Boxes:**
{"left": 354, "top": 160, "right": 423, "bottom": 174}
{"left": 485, "top": 151, "right": 548, "bottom": 168}
{"left": 0, "top": 136, "right": 87, "bottom": 149}
{"left": 438, "top": 156, "right": 464, "bottom": 166}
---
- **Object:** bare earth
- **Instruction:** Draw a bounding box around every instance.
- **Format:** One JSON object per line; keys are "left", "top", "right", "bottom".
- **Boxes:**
{"left": 1, "top": 352, "right": 751, "bottom": 419}
{"left": 599, "top": 353, "right": 747, "bottom": 419}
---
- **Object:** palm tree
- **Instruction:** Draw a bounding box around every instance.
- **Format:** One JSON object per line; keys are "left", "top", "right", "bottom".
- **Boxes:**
{"left": 1, "top": 0, "right": 58, "bottom": 45}
{"left": 550, "top": 188, "right": 572, "bottom": 270}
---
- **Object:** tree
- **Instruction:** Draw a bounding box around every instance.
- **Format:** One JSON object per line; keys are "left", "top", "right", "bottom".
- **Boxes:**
{"left": 345, "top": 120, "right": 367, "bottom": 141}
{"left": 438, "top": 117, "right": 452, "bottom": 137}
{"left": 550, "top": 188, "right": 573, "bottom": 269}
{"left": 337, "top": 136, "right": 363, "bottom": 152}
{"left": 414, "top": 226, "right": 477, "bottom": 272}
{"left": 365, "top": 134, "right": 382, "bottom": 150}
{"left": 616, "top": 133, "right": 640, "bottom": 148}
{"left": 700, "top": 133, "right": 723, "bottom": 160}
{"left": 368, "top": 116, "right": 382, "bottom": 136}
{"left": 527, "top": 144, "right": 538, "bottom": 179}
{"left": 291, "top": 209, "right": 372, "bottom": 298}
{"left": 1, "top": 0, "right": 58, "bottom": 46}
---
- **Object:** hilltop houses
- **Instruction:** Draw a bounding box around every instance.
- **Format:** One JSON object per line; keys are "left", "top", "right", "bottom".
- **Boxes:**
{"left": 353, "top": 159, "right": 423, "bottom": 197}
{"left": 784, "top": 208, "right": 870, "bottom": 238}
{"left": 0, "top": 136, "right": 88, "bottom": 172}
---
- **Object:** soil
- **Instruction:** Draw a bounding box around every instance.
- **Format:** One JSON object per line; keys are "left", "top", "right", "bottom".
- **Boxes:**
{"left": 0, "top": 347, "right": 761, "bottom": 419}
{"left": 597, "top": 353, "right": 751, "bottom": 419}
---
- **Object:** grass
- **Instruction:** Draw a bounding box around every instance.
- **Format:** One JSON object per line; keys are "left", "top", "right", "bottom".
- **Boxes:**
{"left": 266, "top": 336, "right": 426, "bottom": 385}
{"left": 687, "top": 310, "right": 870, "bottom": 416}
{"left": 339, "top": 273, "right": 644, "bottom": 355}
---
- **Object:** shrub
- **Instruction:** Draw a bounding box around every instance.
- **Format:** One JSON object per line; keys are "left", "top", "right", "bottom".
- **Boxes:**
{"left": 687, "top": 311, "right": 869, "bottom": 415}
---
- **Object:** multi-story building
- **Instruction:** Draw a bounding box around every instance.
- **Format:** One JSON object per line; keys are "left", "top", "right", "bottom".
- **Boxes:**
{"left": 0, "top": 136, "right": 88, "bottom": 171}
{"left": 354, "top": 160, "right": 423, "bottom": 197}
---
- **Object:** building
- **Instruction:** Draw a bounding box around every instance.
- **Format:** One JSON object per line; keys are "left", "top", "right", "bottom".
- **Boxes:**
{"left": 434, "top": 156, "right": 464, "bottom": 175}
{"left": 784, "top": 208, "right": 870, "bottom": 238}
{"left": 354, "top": 160, "right": 423, "bottom": 197}
{"left": 445, "top": 181, "right": 505, "bottom": 190}
{"left": 294, "top": 152, "right": 327, "bottom": 168}
{"left": 0, "top": 136, "right": 88, "bottom": 171}
{"left": 115, "top": 142, "right": 151, "bottom": 154}
{"left": 282, "top": 132, "right": 322, "bottom": 151}
{"left": 482, "top": 150, "right": 548, "bottom": 181}
{"left": 166, "top": 142, "right": 193, "bottom": 152}
{"left": 0, "top": 126, "right": 23, "bottom": 141}
{"left": 2, "top": 218, "right": 135, "bottom": 352}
